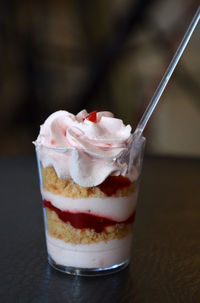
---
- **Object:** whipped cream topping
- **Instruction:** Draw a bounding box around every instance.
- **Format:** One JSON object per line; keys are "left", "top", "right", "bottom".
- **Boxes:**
{"left": 34, "top": 110, "right": 133, "bottom": 187}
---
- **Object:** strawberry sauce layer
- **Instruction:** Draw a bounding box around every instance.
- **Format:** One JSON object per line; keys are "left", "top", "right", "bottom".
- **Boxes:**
{"left": 99, "top": 175, "right": 131, "bottom": 196}
{"left": 44, "top": 200, "right": 135, "bottom": 233}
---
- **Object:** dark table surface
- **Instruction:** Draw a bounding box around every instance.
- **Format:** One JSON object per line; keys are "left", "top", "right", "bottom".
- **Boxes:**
{"left": 0, "top": 155, "right": 200, "bottom": 303}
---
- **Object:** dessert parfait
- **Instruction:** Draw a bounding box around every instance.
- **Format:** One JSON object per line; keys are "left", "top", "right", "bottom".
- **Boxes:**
{"left": 34, "top": 110, "right": 145, "bottom": 275}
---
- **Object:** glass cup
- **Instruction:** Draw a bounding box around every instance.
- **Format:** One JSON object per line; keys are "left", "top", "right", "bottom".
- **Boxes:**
{"left": 35, "top": 136, "right": 145, "bottom": 276}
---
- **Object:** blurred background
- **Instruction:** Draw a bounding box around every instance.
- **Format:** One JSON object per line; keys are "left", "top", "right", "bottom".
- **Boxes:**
{"left": 1, "top": 0, "right": 200, "bottom": 157}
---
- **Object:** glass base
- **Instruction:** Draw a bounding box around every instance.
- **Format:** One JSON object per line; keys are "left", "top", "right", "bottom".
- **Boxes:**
{"left": 48, "top": 256, "right": 129, "bottom": 276}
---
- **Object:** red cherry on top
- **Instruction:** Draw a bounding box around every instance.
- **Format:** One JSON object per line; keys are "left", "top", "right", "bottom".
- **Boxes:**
{"left": 84, "top": 110, "right": 98, "bottom": 123}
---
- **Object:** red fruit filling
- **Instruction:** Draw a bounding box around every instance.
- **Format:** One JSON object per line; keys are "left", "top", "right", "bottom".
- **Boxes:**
{"left": 44, "top": 200, "right": 135, "bottom": 233}
{"left": 84, "top": 110, "right": 98, "bottom": 123}
{"left": 99, "top": 175, "right": 131, "bottom": 196}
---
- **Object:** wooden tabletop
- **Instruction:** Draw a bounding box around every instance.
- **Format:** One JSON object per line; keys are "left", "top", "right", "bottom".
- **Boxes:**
{"left": 0, "top": 155, "right": 200, "bottom": 302}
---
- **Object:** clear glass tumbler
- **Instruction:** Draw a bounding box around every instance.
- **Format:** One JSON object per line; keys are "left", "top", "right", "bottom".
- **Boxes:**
{"left": 35, "top": 136, "right": 145, "bottom": 276}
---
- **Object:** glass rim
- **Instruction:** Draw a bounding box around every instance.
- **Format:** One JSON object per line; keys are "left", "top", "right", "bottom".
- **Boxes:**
{"left": 33, "top": 135, "right": 146, "bottom": 153}
{"left": 33, "top": 141, "right": 130, "bottom": 153}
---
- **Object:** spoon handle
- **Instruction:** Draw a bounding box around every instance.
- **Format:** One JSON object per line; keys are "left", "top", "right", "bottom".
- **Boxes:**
{"left": 135, "top": 6, "right": 200, "bottom": 136}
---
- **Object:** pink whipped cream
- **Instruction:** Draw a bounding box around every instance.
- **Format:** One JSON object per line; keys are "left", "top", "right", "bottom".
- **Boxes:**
{"left": 34, "top": 110, "right": 133, "bottom": 187}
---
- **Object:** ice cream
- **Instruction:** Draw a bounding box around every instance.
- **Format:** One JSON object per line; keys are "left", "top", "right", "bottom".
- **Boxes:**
{"left": 34, "top": 110, "right": 142, "bottom": 274}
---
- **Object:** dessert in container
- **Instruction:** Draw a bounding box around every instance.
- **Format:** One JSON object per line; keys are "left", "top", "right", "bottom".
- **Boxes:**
{"left": 34, "top": 110, "right": 145, "bottom": 276}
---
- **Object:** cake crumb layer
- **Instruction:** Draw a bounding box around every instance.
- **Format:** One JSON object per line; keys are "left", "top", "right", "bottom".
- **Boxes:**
{"left": 45, "top": 207, "right": 132, "bottom": 244}
{"left": 41, "top": 166, "right": 136, "bottom": 199}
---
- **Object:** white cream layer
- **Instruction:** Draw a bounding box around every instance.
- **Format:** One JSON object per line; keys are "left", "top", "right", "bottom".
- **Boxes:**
{"left": 46, "top": 234, "right": 132, "bottom": 268}
{"left": 41, "top": 189, "right": 138, "bottom": 221}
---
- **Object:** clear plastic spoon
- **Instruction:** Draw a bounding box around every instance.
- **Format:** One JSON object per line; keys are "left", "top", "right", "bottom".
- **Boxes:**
{"left": 134, "top": 5, "right": 200, "bottom": 139}
{"left": 127, "top": 6, "right": 200, "bottom": 172}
